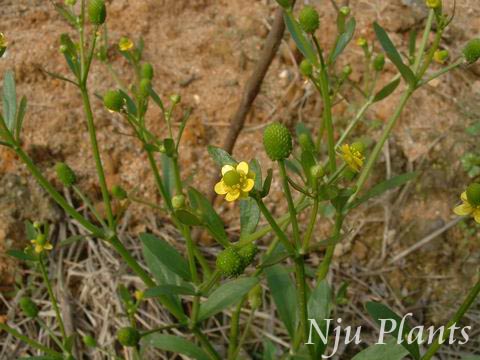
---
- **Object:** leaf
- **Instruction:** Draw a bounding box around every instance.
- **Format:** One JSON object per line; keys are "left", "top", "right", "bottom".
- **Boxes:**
{"left": 144, "top": 284, "right": 196, "bottom": 298}
{"left": 198, "top": 277, "right": 259, "bottom": 321}
{"left": 142, "top": 334, "right": 210, "bottom": 360}
{"left": 366, "top": 302, "right": 420, "bottom": 360}
{"left": 352, "top": 338, "right": 408, "bottom": 360}
{"left": 175, "top": 209, "right": 202, "bottom": 226}
{"left": 176, "top": 108, "right": 192, "bottom": 149}
{"left": 296, "top": 123, "right": 315, "bottom": 152}
{"left": 7, "top": 249, "right": 36, "bottom": 262}
{"left": 307, "top": 281, "right": 332, "bottom": 356}
{"left": 207, "top": 145, "right": 237, "bottom": 167}
{"left": 240, "top": 198, "right": 260, "bottom": 236}
{"left": 149, "top": 88, "right": 165, "bottom": 112}
{"left": 2, "top": 70, "right": 17, "bottom": 132}
{"left": 15, "top": 96, "right": 27, "bottom": 140}
{"left": 284, "top": 11, "right": 318, "bottom": 66}
{"left": 349, "top": 172, "right": 417, "bottom": 209}
{"left": 262, "top": 168, "right": 273, "bottom": 197}
{"left": 300, "top": 150, "right": 316, "bottom": 186}
{"left": 163, "top": 138, "right": 176, "bottom": 157}
{"left": 265, "top": 265, "right": 298, "bottom": 338}
{"left": 262, "top": 339, "right": 279, "bottom": 360}
{"left": 140, "top": 233, "right": 191, "bottom": 281}
{"left": 118, "top": 90, "right": 137, "bottom": 116}
{"left": 53, "top": 4, "right": 77, "bottom": 26}
{"left": 408, "top": 29, "right": 418, "bottom": 63}
{"left": 373, "top": 22, "right": 416, "bottom": 86}
{"left": 373, "top": 78, "right": 401, "bottom": 103}
{"left": 249, "top": 158, "right": 262, "bottom": 190}
{"left": 329, "top": 18, "right": 356, "bottom": 63}
{"left": 25, "top": 221, "right": 36, "bottom": 241}
{"left": 161, "top": 153, "right": 175, "bottom": 200}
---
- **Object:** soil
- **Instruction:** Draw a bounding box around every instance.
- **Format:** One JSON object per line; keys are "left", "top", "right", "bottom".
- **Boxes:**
{"left": 1, "top": 0, "right": 480, "bottom": 356}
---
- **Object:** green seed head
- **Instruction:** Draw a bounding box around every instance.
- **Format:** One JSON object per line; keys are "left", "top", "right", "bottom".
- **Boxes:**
{"left": 299, "top": 6, "right": 320, "bottom": 34}
{"left": 463, "top": 39, "right": 480, "bottom": 64}
{"left": 55, "top": 162, "right": 76, "bottom": 187}
{"left": 19, "top": 297, "right": 39, "bottom": 318}
{"left": 88, "top": 0, "right": 106, "bottom": 25}
{"left": 466, "top": 183, "right": 480, "bottom": 206}
{"left": 263, "top": 122, "right": 293, "bottom": 161}
{"left": 103, "top": 90, "right": 124, "bottom": 112}
{"left": 237, "top": 243, "right": 258, "bottom": 267}
{"left": 139, "top": 78, "right": 151, "bottom": 98}
{"left": 111, "top": 185, "right": 127, "bottom": 200}
{"left": 216, "top": 247, "right": 244, "bottom": 277}
{"left": 116, "top": 327, "right": 140, "bottom": 347}
{"left": 223, "top": 170, "right": 240, "bottom": 186}
{"left": 141, "top": 63, "right": 154, "bottom": 80}
{"left": 276, "top": 0, "right": 293, "bottom": 9}
{"left": 373, "top": 54, "right": 385, "bottom": 71}
{"left": 83, "top": 334, "right": 97, "bottom": 348}
{"left": 310, "top": 164, "right": 324, "bottom": 179}
{"left": 299, "top": 59, "right": 313, "bottom": 77}
{"left": 172, "top": 194, "right": 186, "bottom": 209}
{"left": 351, "top": 141, "right": 366, "bottom": 155}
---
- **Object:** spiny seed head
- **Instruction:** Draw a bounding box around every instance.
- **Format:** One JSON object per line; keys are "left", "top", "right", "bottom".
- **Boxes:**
{"left": 172, "top": 194, "right": 186, "bottom": 209}
{"left": 351, "top": 141, "right": 366, "bottom": 155}
{"left": 263, "top": 122, "right": 293, "bottom": 161}
{"left": 299, "top": 59, "right": 313, "bottom": 77}
{"left": 216, "top": 247, "right": 244, "bottom": 277}
{"left": 141, "top": 63, "right": 154, "bottom": 80}
{"left": 466, "top": 183, "right": 480, "bottom": 206}
{"left": 299, "top": 6, "right": 320, "bottom": 34}
{"left": 55, "top": 162, "right": 76, "bottom": 187}
{"left": 103, "top": 90, "right": 124, "bottom": 112}
{"left": 373, "top": 54, "right": 385, "bottom": 71}
{"left": 237, "top": 243, "right": 258, "bottom": 267}
{"left": 88, "top": 0, "right": 106, "bottom": 25}
{"left": 111, "top": 185, "right": 127, "bottom": 200}
{"left": 19, "top": 297, "right": 39, "bottom": 318}
{"left": 83, "top": 335, "right": 97, "bottom": 348}
{"left": 116, "top": 327, "right": 140, "bottom": 347}
{"left": 463, "top": 39, "right": 480, "bottom": 64}
{"left": 276, "top": 0, "right": 293, "bottom": 9}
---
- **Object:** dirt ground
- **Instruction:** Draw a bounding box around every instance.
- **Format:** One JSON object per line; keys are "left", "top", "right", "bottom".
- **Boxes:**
{"left": 1, "top": 0, "right": 480, "bottom": 357}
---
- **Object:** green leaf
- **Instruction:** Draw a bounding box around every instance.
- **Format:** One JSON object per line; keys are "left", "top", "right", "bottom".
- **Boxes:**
{"left": 262, "top": 339, "right": 279, "bottom": 360}
{"left": 207, "top": 145, "right": 237, "bottom": 167}
{"left": 301, "top": 150, "right": 316, "bottom": 186}
{"left": 366, "top": 302, "right": 420, "bottom": 360}
{"left": 175, "top": 209, "right": 202, "bottom": 226}
{"left": 240, "top": 198, "right": 260, "bottom": 237}
{"left": 161, "top": 153, "right": 175, "bottom": 200}
{"left": 198, "top": 277, "right": 259, "bottom": 321}
{"left": 329, "top": 18, "right": 356, "bottom": 63}
{"left": 249, "top": 158, "right": 263, "bottom": 190}
{"left": 140, "top": 233, "right": 191, "bottom": 281}
{"left": 144, "top": 284, "right": 196, "bottom": 298}
{"left": 307, "top": 281, "right": 332, "bottom": 356}
{"left": 15, "top": 96, "right": 27, "bottom": 140}
{"left": 53, "top": 5, "right": 77, "bottom": 26}
{"left": 176, "top": 108, "right": 192, "bottom": 149}
{"left": 149, "top": 88, "right": 165, "bottom": 112}
{"left": 25, "top": 221, "right": 36, "bottom": 241}
{"left": 7, "top": 249, "right": 36, "bottom": 262}
{"left": 352, "top": 338, "right": 408, "bottom": 360}
{"left": 349, "top": 172, "right": 417, "bottom": 209}
{"left": 118, "top": 90, "right": 137, "bottom": 116}
{"left": 142, "top": 334, "right": 210, "bottom": 360}
{"left": 265, "top": 265, "right": 298, "bottom": 338}
{"left": 408, "top": 29, "right": 418, "bottom": 63}
{"left": 373, "top": 22, "right": 416, "bottom": 86}
{"left": 3, "top": 70, "right": 17, "bottom": 132}
{"left": 262, "top": 169, "right": 273, "bottom": 197}
{"left": 163, "top": 138, "right": 176, "bottom": 157}
{"left": 373, "top": 78, "right": 401, "bottom": 103}
{"left": 284, "top": 11, "right": 318, "bottom": 66}
{"left": 295, "top": 123, "right": 315, "bottom": 152}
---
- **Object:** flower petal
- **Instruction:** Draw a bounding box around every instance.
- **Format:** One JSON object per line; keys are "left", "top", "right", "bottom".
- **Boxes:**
{"left": 34, "top": 245, "right": 43, "bottom": 253}
{"left": 214, "top": 181, "right": 228, "bottom": 195}
{"left": 236, "top": 161, "right": 249, "bottom": 175}
{"left": 222, "top": 165, "right": 235, "bottom": 175}
{"left": 474, "top": 209, "right": 480, "bottom": 224}
{"left": 453, "top": 203, "right": 473, "bottom": 216}
{"left": 461, "top": 192, "right": 468, "bottom": 202}
{"left": 241, "top": 178, "right": 255, "bottom": 193}
{"left": 225, "top": 189, "right": 240, "bottom": 202}
{"left": 44, "top": 243, "right": 53, "bottom": 250}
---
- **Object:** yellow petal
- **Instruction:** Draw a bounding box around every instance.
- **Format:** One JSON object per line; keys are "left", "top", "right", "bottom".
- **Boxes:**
{"left": 214, "top": 181, "right": 228, "bottom": 195}
{"left": 225, "top": 189, "right": 240, "bottom": 202}
{"left": 474, "top": 209, "right": 480, "bottom": 224}
{"left": 44, "top": 243, "right": 53, "bottom": 250}
{"left": 461, "top": 192, "right": 468, "bottom": 202}
{"left": 31, "top": 240, "right": 36, "bottom": 244}
{"left": 34, "top": 245, "right": 43, "bottom": 253}
{"left": 453, "top": 203, "right": 473, "bottom": 216}
{"left": 222, "top": 165, "right": 235, "bottom": 175}
{"left": 236, "top": 161, "right": 249, "bottom": 175}
{"left": 241, "top": 178, "right": 255, "bottom": 192}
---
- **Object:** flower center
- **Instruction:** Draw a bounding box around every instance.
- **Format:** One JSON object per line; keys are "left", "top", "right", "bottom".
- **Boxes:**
{"left": 223, "top": 170, "right": 241, "bottom": 186}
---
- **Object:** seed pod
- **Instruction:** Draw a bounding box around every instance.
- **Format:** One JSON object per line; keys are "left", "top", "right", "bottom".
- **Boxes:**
{"left": 237, "top": 243, "right": 258, "bottom": 267}
{"left": 463, "top": 39, "right": 480, "bottom": 64}
{"left": 276, "top": 0, "right": 292, "bottom": 9}
{"left": 55, "top": 162, "right": 76, "bottom": 187}
{"left": 19, "top": 297, "right": 39, "bottom": 318}
{"left": 263, "top": 122, "right": 293, "bottom": 161}
{"left": 339, "top": 6, "right": 350, "bottom": 16}
{"left": 373, "top": 54, "right": 385, "bottom": 71}
{"left": 83, "top": 334, "right": 97, "bottom": 348}
{"left": 216, "top": 247, "right": 244, "bottom": 277}
{"left": 141, "top": 63, "right": 154, "bottom": 80}
{"left": 116, "top": 327, "right": 140, "bottom": 347}
{"left": 172, "top": 194, "right": 186, "bottom": 209}
{"left": 88, "top": 0, "right": 106, "bottom": 25}
{"left": 139, "top": 78, "right": 151, "bottom": 98}
{"left": 103, "top": 90, "right": 124, "bottom": 112}
{"left": 111, "top": 185, "right": 127, "bottom": 200}
{"left": 466, "top": 183, "right": 480, "bottom": 206}
{"left": 299, "top": 6, "right": 320, "bottom": 34}
{"left": 299, "top": 59, "right": 313, "bottom": 77}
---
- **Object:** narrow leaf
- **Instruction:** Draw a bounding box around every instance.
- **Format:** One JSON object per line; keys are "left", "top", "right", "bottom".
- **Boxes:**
{"left": 145, "top": 284, "right": 196, "bottom": 298}
{"left": 240, "top": 198, "right": 260, "bottom": 236}
{"left": 307, "top": 281, "right": 332, "bottom": 356}
{"left": 207, "top": 145, "right": 237, "bottom": 167}
{"left": 175, "top": 209, "right": 202, "bottom": 226}
{"left": 329, "top": 18, "right": 356, "bottom": 63}
{"left": 352, "top": 338, "right": 408, "bottom": 360}
{"left": 142, "top": 334, "right": 210, "bottom": 360}
{"left": 7, "top": 250, "right": 36, "bottom": 262}
{"left": 15, "top": 96, "right": 27, "bottom": 140}
{"left": 373, "top": 78, "right": 401, "bottom": 103}
{"left": 3, "top": 70, "right": 17, "bottom": 131}
{"left": 284, "top": 12, "right": 318, "bottom": 66}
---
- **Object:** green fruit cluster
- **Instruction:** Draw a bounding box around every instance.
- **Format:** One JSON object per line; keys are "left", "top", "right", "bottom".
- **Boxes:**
{"left": 463, "top": 39, "right": 480, "bottom": 64}
{"left": 263, "top": 122, "right": 293, "bottom": 161}
{"left": 103, "top": 90, "right": 124, "bottom": 112}
{"left": 216, "top": 244, "right": 258, "bottom": 277}
{"left": 299, "top": 6, "right": 320, "bottom": 34}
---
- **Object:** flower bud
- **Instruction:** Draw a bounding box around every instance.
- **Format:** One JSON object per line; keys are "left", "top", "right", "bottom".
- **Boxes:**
{"left": 433, "top": 49, "right": 449, "bottom": 64}
{"left": 88, "top": 0, "right": 106, "bottom": 25}
{"left": 342, "top": 64, "right": 352, "bottom": 77}
{"left": 426, "top": 0, "right": 441, "bottom": 9}
{"left": 463, "top": 39, "right": 480, "bottom": 64}
{"left": 103, "top": 90, "right": 124, "bottom": 112}
{"left": 19, "top": 297, "right": 39, "bottom": 318}
{"left": 263, "top": 122, "right": 293, "bottom": 161}
{"left": 216, "top": 247, "right": 244, "bottom": 277}
{"left": 139, "top": 78, "right": 151, "bottom": 98}
{"left": 339, "top": 6, "right": 350, "bottom": 16}
{"left": 373, "top": 54, "right": 385, "bottom": 71}
{"left": 170, "top": 94, "right": 181, "bottom": 105}
{"left": 357, "top": 37, "right": 367, "bottom": 48}
{"left": 466, "top": 183, "right": 480, "bottom": 206}
{"left": 299, "top": 6, "right": 320, "bottom": 34}
{"left": 111, "top": 185, "right": 127, "bottom": 200}
{"left": 141, "top": 63, "right": 154, "bottom": 80}
{"left": 134, "top": 290, "right": 144, "bottom": 302}
{"left": 276, "top": 0, "right": 292, "bottom": 9}
{"left": 172, "top": 194, "right": 186, "bottom": 209}
{"left": 83, "top": 334, "right": 97, "bottom": 348}
{"left": 55, "top": 162, "right": 76, "bottom": 187}
{"left": 310, "top": 164, "right": 324, "bottom": 179}
{"left": 118, "top": 37, "right": 133, "bottom": 52}
{"left": 237, "top": 243, "right": 258, "bottom": 267}
{"left": 116, "top": 327, "right": 140, "bottom": 347}
{"left": 299, "top": 59, "right": 313, "bottom": 77}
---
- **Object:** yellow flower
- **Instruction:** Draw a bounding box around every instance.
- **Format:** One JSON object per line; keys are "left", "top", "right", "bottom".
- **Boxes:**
{"left": 118, "top": 37, "right": 134, "bottom": 52}
{"left": 426, "top": 0, "right": 441, "bottom": 9}
{"left": 453, "top": 192, "right": 480, "bottom": 223}
{"left": 134, "top": 290, "right": 144, "bottom": 301}
{"left": 30, "top": 234, "right": 53, "bottom": 254}
{"left": 214, "top": 162, "right": 255, "bottom": 202}
{"left": 0, "top": 33, "right": 7, "bottom": 48}
{"left": 356, "top": 37, "right": 367, "bottom": 47}
{"left": 339, "top": 143, "right": 365, "bottom": 173}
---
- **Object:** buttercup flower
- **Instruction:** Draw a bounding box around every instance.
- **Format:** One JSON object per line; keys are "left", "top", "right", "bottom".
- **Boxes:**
{"left": 214, "top": 162, "right": 255, "bottom": 202}
{"left": 31, "top": 234, "right": 53, "bottom": 254}
{"left": 339, "top": 143, "right": 365, "bottom": 173}
{"left": 453, "top": 184, "right": 480, "bottom": 223}
{"left": 118, "top": 37, "right": 134, "bottom": 52}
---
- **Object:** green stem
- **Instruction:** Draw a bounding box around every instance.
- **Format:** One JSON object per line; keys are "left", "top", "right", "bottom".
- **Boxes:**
{"left": 293, "top": 257, "right": 312, "bottom": 357}
{"left": 317, "top": 213, "right": 343, "bottom": 281}
{"left": 232, "top": 307, "right": 256, "bottom": 359}
{"left": 0, "top": 323, "right": 62, "bottom": 357}
{"left": 413, "top": 10, "right": 435, "bottom": 73}
{"left": 422, "top": 275, "right": 480, "bottom": 360}
{"left": 419, "top": 58, "right": 463, "bottom": 86}
{"left": 301, "top": 194, "right": 319, "bottom": 253}
{"left": 73, "top": 185, "right": 109, "bottom": 229}
{"left": 193, "top": 329, "right": 221, "bottom": 360}
{"left": 36, "top": 318, "right": 66, "bottom": 352}
{"left": 416, "top": 27, "right": 445, "bottom": 80}
{"left": 227, "top": 299, "right": 246, "bottom": 360}
{"left": 336, "top": 98, "right": 373, "bottom": 148}
{"left": 278, "top": 160, "right": 301, "bottom": 247}
{"left": 317, "top": 69, "right": 335, "bottom": 173}
{"left": 199, "top": 270, "right": 221, "bottom": 295}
